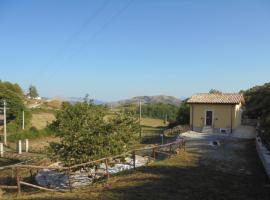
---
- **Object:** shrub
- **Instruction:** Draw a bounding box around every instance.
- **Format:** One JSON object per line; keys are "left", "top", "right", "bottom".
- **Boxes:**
{"left": 7, "top": 128, "right": 54, "bottom": 143}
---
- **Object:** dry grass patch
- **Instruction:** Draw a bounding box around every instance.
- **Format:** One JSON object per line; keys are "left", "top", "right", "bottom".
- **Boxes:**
{"left": 30, "top": 113, "right": 55, "bottom": 130}
{"left": 44, "top": 100, "right": 63, "bottom": 109}
{"left": 29, "top": 136, "right": 60, "bottom": 153}
{"left": 141, "top": 118, "right": 168, "bottom": 127}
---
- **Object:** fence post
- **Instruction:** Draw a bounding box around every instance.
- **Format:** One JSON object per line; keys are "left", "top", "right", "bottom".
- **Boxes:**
{"left": 105, "top": 158, "right": 110, "bottom": 180}
{"left": 0, "top": 143, "right": 3, "bottom": 157}
{"left": 152, "top": 148, "right": 156, "bottom": 160}
{"left": 67, "top": 167, "right": 72, "bottom": 193}
{"left": 16, "top": 167, "right": 21, "bottom": 195}
{"left": 11, "top": 167, "right": 15, "bottom": 179}
{"left": 132, "top": 151, "right": 136, "bottom": 169}
{"left": 17, "top": 140, "right": 22, "bottom": 154}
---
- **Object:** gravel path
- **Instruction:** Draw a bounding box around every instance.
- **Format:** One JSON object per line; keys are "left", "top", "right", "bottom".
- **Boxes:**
{"left": 183, "top": 131, "right": 269, "bottom": 179}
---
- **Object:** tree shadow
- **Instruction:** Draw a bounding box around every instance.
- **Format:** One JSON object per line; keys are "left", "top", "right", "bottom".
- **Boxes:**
{"left": 100, "top": 162, "right": 270, "bottom": 200}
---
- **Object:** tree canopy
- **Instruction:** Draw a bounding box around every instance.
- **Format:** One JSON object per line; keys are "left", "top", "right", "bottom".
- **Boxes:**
{"left": 28, "top": 85, "right": 39, "bottom": 98}
{"left": 209, "top": 89, "right": 222, "bottom": 94}
{"left": 0, "top": 81, "right": 26, "bottom": 121}
{"left": 243, "top": 82, "right": 270, "bottom": 142}
{"left": 243, "top": 82, "right": 270, "bottom": 126}
{"left": 176, "top": 101, "right": 190, "bottom": 125}
{"left": 49, "top": 101, "right": 139, "bottom": 164}
{"left": 139, "top": 103, "right": 179, "bottom": 122}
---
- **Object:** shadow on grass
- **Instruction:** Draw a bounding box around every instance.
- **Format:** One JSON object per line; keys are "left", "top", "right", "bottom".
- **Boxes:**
{"left": 99, "top": 141, "right": 270, "bottom": 200}
{"left": 10, "top": 162, "right": 270, "bottom": 200}
{"left": 5, "top": 141, "right": 270, "bottom": 200}
{"left": 100, "top": 164, "right": 270, "bottom": 200}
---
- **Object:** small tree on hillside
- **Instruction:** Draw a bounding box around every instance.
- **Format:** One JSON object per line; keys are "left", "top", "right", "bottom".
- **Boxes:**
{"left": 209, "top": 89, "right": 222, "bottom": 94}
{"left": 28, "top": 85, "right": 39, "bottom": 98}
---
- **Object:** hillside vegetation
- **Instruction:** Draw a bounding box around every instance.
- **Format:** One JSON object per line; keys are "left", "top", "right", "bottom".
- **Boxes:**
{"left": 110, "top": 95, "right": 182, "bottom": 107}
{"left": 243, "top": 82, "right": 270, "bottom": 144}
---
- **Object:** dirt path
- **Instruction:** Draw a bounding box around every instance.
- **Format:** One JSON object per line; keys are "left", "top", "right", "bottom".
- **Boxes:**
{"left": 185, "top": 134, "right": 265, "bottom": 176}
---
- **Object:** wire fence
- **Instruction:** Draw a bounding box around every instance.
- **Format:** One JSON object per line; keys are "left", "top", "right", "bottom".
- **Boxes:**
{"left": 0, "top": 139, "right": 185, "bottom": 195}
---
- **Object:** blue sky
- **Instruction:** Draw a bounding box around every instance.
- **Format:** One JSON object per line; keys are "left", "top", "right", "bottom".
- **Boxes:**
{"left": 0, "top": 0, "right": 270, "bottom": 101}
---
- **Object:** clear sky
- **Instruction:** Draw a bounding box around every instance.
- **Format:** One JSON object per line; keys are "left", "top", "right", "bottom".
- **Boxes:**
{"left": 0, "top": 0, "right": 270, "bottom": 101}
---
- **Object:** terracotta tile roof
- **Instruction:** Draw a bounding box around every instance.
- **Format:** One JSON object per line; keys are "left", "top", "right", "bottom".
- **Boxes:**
{"left": 187, "top": 93, "right": 244, "bottom": 104}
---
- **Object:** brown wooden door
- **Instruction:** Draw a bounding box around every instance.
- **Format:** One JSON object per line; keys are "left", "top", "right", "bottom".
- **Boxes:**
{"left": 206, "top": 111, "right": 213, "bottom": 126}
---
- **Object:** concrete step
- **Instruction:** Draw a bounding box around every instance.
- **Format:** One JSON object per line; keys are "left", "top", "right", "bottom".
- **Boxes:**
{"left": 202, "top": 126, "right": 214, "bottom": 134}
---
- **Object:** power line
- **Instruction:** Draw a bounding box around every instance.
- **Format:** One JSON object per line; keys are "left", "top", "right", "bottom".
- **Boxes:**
{"left": 68, "top": 0, "right": 134, "bottom": 60}
{"left": 31, "top": 0, "right": 111, "bottom": 85}
{"left": 39, "top": 0, "right": 134, "bottom": 86}
{"left": 47, "top": 0, "right": 111, "bottom": 64}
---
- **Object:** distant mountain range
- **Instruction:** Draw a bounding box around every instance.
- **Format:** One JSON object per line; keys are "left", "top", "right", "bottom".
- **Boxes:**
{"left": 109, "top": 95, "right": 183, "bottom": 107}
{"left": 46, "top": 95, "right": 185, "bottom": 107}
{"left": 48, "top": 97, "right": 105, "bottom": 105}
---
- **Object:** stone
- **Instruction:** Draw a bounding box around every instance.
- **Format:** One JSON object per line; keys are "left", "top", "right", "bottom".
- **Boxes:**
{"left": 35, "top": 155, "right": 150, "bottom": 190}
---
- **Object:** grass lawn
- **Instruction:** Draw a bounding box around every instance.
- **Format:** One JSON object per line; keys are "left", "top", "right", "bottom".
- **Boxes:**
{"left": 140, "top": 118, "right": 172, "bottom": 144}
{"left": 30, "top": 112, "right": 56, "bottom": 130}
{"left": 3, "top": 141, "right": 270, "bottom": 200}
{"left": 140, "top": 118, "right": 168, "bottom": 128}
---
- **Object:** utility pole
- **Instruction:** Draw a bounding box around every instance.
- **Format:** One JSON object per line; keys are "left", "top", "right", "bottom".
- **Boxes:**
{"left": 22, "top": 110, "right": 25, "bottom": 130}
{"left": 3, "top": 100, "right": 7, "bottom": 146}
{"left": 139, "top": 100, "right": 142, "bottom": 139}
{"left": 139, "top": 100, "right": 142, "bottom": 121}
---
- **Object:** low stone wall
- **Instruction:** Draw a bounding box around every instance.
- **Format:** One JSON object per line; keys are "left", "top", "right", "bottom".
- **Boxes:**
{"left": 256, "top": 136, "right": 270, "bottom": 179}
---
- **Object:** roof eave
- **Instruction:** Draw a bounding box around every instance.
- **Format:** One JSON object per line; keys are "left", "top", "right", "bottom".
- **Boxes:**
{"left": 187, "top": 102, "right": 241, "bottom": 105}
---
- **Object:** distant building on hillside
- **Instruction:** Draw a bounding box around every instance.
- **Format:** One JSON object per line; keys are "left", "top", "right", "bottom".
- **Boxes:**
{"left": 187, "top": 93, "right": 244, "bottom": 134}
{"left": 26, "top": 95, "right": 42, "bottom": 100}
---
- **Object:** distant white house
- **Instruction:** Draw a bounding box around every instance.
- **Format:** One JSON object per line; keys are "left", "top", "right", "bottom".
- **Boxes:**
{"left": 26, "top": 95, "right": 42, "bottom": 100}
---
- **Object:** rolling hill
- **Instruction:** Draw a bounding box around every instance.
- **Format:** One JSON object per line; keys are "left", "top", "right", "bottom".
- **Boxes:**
{"left": 110, "top": 95, "right": 182, "bottom": 107}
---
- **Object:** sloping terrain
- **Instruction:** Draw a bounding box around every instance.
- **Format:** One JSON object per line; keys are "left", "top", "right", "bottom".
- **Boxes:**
{"left": 3, "top": 137, "right": 270, "bottom": 200}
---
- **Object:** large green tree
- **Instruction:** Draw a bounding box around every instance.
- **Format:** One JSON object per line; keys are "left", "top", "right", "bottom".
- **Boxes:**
{"left": 0, "top": 81, "right": 28, "bottom": 124}
{"left": 0, "top": 81, "right": 31, "bottom": 134}
{"left": 243, "top": 82, "right": 270, "bottom": 142}
{"left": 49, "top": 101, "right": 139, "bottom": 164}
{"left": 242, "top": 82, "right": 270, "bottom": 128}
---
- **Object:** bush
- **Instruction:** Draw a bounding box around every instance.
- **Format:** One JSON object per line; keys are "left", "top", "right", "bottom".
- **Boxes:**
{"left": 176, "top": 102, "right": 190, "bottom": 125}
{"left": 29, "top": 126, "right": 38, "bottom": 133}
{"left": 7, "top": 128, "right": 54, "bottom": 143}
